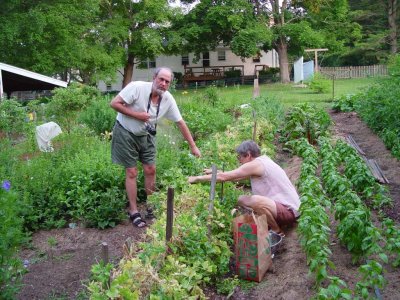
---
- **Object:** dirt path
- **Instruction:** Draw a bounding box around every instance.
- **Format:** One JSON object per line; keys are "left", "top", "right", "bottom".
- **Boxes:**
{"left": 17, "top": 110, "right": 400, "bottom": 300}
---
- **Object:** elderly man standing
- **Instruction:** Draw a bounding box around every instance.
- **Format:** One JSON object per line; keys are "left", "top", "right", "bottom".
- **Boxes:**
{"left": 189, "top": 140, "right": 300, "bottom": 236}
{"left": 111, "top": 67, "right": 201, "bottom": 228}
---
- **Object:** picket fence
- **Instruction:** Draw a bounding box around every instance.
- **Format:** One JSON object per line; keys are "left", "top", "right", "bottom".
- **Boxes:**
{"left": 319, "top": 65, "right": 388, "bottom": 79}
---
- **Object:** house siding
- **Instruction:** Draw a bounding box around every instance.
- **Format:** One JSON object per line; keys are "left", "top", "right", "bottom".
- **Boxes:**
{"left": 98, "top": 48, "right": 279, "bottom": 92}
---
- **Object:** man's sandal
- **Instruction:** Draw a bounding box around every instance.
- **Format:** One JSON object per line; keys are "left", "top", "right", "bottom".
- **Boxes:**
{"left": 129, "top": 212, "right": 146, "bottom": 228}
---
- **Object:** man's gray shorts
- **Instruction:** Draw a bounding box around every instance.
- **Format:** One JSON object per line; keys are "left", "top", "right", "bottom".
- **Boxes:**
{"left": 111, "top": 121, "right": 156, "bottom": 168}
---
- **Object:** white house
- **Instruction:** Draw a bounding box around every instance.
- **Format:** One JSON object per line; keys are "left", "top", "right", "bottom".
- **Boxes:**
{"left": 98, "top": 47, "right": 279, "bottom": 92}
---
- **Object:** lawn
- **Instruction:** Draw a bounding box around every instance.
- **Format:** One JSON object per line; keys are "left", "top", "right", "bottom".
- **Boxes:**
{"left": 173, "top": 77, "right": 378, "bottom": 109}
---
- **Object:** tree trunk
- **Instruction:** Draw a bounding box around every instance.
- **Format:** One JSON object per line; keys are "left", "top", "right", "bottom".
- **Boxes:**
{"left": 388, "top": 0, "right": 398, "bottom": 54}
{"left": 122, "top": 53, "right": 135, "bottom": 88}
{"left": 276, "top": 39, "right": 290, "bottom": 83}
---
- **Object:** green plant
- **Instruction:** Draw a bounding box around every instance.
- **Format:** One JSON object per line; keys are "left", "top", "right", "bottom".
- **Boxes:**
{"left": 47, "top": 237, "right": 58, "bottom": 247}
{"left": 46, "top": 83, "right": 100, "bottom": 133}
{"left": 0, "top": 180, "right": 25, "bottom": 299}
{"left": 331, "top": 94, "right": 357, "bottom": 112}
{"left": 224, "top": 68, "right": 242, "bottom": 78}
{"left": 203, "top": 86, "right": 220, "bottom": 106}
{"left": 78, "top": 95, "right": 116, "bottom": 136}
{"left": 307, "top": 73, "right": 330, "bottom": 94}
{"left": 0, "top": 98, "right": 28, "bottom": 138}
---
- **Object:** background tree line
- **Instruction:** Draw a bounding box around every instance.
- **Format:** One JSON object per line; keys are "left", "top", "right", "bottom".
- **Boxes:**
{"left": 0, "top": 0, "right": 398, "bottom": 85}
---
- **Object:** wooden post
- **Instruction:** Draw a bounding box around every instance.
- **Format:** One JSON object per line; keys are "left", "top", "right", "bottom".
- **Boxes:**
{"left": 208, "top": 164, "right": 217, "bottom": 236}
{"left": 101, "top": 242, "right": 109, "bottom": 264}
{"left": 252, "top": 110, "right": 257, "bottom": 142}
{"left": 253, "top": 70, "right": 260, "bottom": 98}
{"left": 304, "top": 48, "right": 328, "bottom": 73}
{"left": 166, "top": 187, "right": 174, "bottom": 243}
{"left": 220, "top": 163, "right": 225, "bottom": 201}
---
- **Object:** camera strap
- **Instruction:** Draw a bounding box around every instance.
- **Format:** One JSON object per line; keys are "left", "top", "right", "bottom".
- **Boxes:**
{"left": 147, "top": 93, "right": 162, "bottom": 130}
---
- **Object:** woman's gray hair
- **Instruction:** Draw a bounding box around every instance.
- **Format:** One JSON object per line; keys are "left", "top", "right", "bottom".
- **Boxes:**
{"left": 154, "top": 67, "right": 174, "bottom": 81}
{"left": 236, "top": 140, "right": 261, "bottom": 157}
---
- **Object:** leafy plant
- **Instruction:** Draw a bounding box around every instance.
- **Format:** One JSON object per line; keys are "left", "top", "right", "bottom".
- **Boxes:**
{"left": 307, "top": 73, "right": 331, "bottom": 94}
{"left": 0, "top": 98, "right": 28, "bottom": 138}
{"left": 78, "top": 95, "right": 116, "bottom": 136}
{"left": 0, "top": 180, "right": 25, "bottom": 299}
{"left": 46, "top": 83, "right": 100, "bottom": 133}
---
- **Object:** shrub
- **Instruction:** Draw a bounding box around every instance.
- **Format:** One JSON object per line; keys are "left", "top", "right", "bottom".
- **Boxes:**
{"left": 0, "top": 98, "right": 28, "bottom": 138}
{"left": 46, "top": 83, "right": 100, "bottom": 133}
{"left": 0, "top": 180, "right": 25, "bottom": 299}
{"left": 78, "top": 96, "right": 116, "bottom": 136}
{"left": 258, "top": 67, "right": 280, "bottom": 82}
{"left": 307, "top": 73, "right": 330, "bottom": 94}
{"left": 224, "top": 68, "right": 242, "bottom": 78}
{"left": 11, "top": 132, "right": 126, "bottom": 230}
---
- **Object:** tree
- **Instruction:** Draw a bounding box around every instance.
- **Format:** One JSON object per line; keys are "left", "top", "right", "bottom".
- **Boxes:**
{"left": 98, "top": 0, "right": 178, "bottom": 87}
{"left": 346, "top": 0, "right": 399, "bottom": 65}
{"left": 175, "top": 0, "right": 356, "bottom": 83}
{"left": 0, "top": 0, "right": 123, "bottom": 85}
{"left": 167, "top": 0, "right": 272, "bottom": 62}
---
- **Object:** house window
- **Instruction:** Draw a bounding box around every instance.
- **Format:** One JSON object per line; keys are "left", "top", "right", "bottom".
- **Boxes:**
{"left": 182, "top": 54, "right": 189, "bottom": 65}
{"left": 202, "top": 52, "right": 210, "bottom": 67}
{"left": 217, "top": 50, "right": 226, "bottom": 61}
{"left": 106, "top": 83, "right": 112, "bottom": 91}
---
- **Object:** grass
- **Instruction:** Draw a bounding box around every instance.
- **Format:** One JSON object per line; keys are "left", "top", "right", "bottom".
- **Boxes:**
{"left": 173, "top": 77, "right": 378, "bottom": 109}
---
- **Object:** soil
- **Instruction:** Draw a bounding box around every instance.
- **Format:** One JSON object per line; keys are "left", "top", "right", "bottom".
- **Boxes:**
{"left": 17, "top": 110, "right": 400, "bottom": 300}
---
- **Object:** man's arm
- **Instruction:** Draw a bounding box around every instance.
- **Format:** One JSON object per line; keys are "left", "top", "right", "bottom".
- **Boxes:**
{"left": 189, "top": 159, "right": 263, "bottom": 184}
{"left": 110, "top": 95, "right": 150, "bottom": 122}
{"left": 176, "top": 119, "right": 201, "bottom": 157}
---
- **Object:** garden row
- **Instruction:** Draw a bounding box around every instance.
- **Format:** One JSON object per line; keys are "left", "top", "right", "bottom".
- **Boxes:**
{"left": 281, "top": 104, "right": 400, "bottom": 299}
{"left": 0, "top": 84, "right": 282, "bottom": 298}
{"left": 87, "top": 95, "right": 285, "bottom": 299}
{"left": 332, "top": 55, "right": 400, "bottom": 159}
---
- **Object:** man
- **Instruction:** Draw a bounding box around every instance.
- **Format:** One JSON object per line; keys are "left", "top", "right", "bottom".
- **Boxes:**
{"left": 111, "top": 67, "right": 201, "bottom": 228}
{"left": 188, "top": 140, "right": 300, "bottom": 236}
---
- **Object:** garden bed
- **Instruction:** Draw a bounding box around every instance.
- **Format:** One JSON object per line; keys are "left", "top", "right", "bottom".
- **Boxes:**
{"left": 16, "top": 109, "right": 400, "bottom": 299}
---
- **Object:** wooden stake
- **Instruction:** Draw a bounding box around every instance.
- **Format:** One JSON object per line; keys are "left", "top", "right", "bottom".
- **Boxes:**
{"left": 101, "top": 242, "right": 109, "bottom": 264}
{"left": 166, "top": 187, "right": 174, "bottom": 243}
{"left": 208, "top": 164, "right": 217, "bottom": 236}
{"left": 252, "top": 110, "right": 257, "bottom": 142}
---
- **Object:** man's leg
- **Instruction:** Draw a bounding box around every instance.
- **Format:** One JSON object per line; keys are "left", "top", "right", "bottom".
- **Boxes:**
{"left": 238, "top": 195, "right": 282, "bottom": 233}
{"left": 126, "top": 167, "right": 139, "bottom": 214}
{"left": 126, "top": 167, "right": 147, "bottom": 228}
{"left": 143, "top": 164, "right": 156, "bottom": 218}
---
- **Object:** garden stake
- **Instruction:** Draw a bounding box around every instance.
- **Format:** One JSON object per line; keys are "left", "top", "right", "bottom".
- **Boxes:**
{"left": 252, "top": 110, "right": 257, "bottom": 142}
{"left": 101, "top": 242, "right": 109, "bottom": 264}
{"left": 220, "top": 163, "right": 225, "bottom": 201}
{"left": 208, "top": 164, "right": 217, "bottom": 236}
{"left": 166, "top": 187, "right": 174, "bottom": 243}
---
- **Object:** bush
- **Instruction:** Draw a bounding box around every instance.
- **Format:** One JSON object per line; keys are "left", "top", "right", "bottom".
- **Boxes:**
{"left": 307, "top": 73, "right": 330, "bottom": 94}
{"left": 224, "top": 69, "right": 242, "bottom": 78}
{"left": 258, "top": 67, "right": 280, "bottom": 82}
{"left": 46, "top": 83, "right": 100, "bottom": 133}
{"left": 0, "top": 98, "right": 28, "bottom": 138}
{"left": 0, "top": 180, "right": 25, "bottom": 299}
{"left": 180, "top": 100, "right": 233, "bottom": 141}
{"left": 11, "top": 132, "right": 126, "bottom": 230}
{"left": 78, "top": 96, "right": 116, "bottom": 136}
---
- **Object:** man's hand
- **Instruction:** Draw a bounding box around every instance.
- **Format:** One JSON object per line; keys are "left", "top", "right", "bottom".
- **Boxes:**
{"left": 135, "top": 112, "right": 151, "bottom": 122}
{"left": 190, "top": 145, "right": 201, "bottom": 157}
{"left": 203, "top": 168, "right": 212, "bottom": 175}
{"left": 188, "top": 176, "right": 197, "bottom": 184}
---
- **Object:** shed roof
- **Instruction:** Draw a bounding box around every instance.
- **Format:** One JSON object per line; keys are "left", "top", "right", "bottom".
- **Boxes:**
{"left": 0, "top": 62, "right": 68, "bottom": 99}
